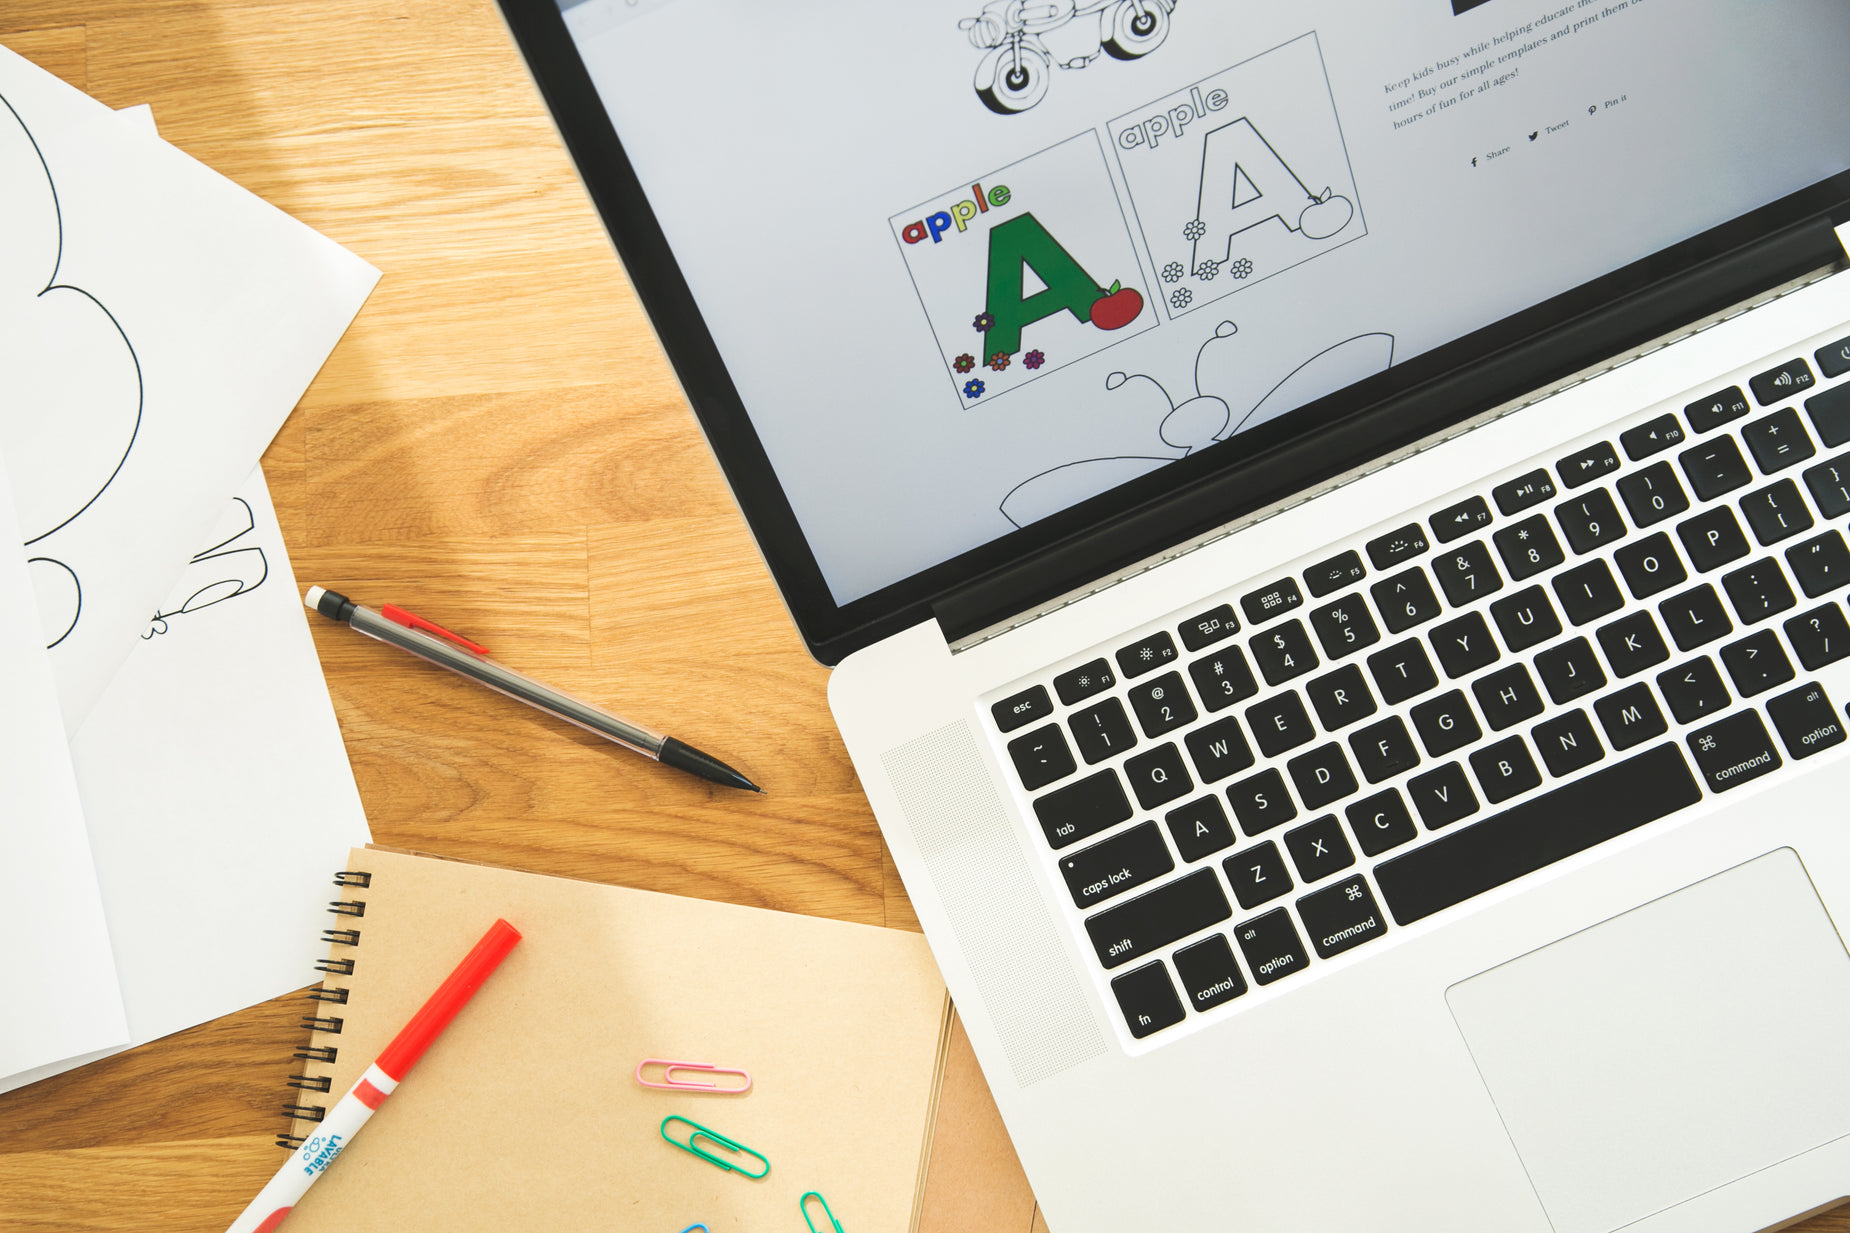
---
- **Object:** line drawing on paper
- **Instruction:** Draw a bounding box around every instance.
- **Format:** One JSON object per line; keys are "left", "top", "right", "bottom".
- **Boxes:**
{"left": 142, "top": 497, "right": 269, "bottom": 638}
{"left": 24, "top": 555, "right": 80, "bottom": 646}
{"left": 999, "top": 320, "right": 1394, "bottom": 528}
{"left": 0, "top": 92, "right": 147, "bottom": 648}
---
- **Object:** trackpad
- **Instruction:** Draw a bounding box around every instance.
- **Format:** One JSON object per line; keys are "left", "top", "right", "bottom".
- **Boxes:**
{"left": 1447, "top": 848, "right": 1850, "bottom": 1233}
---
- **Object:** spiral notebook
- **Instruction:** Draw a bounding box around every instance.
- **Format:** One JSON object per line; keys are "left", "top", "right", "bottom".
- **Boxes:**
{"left": 279, "top": 847, "right": 953, "bottom": 1232}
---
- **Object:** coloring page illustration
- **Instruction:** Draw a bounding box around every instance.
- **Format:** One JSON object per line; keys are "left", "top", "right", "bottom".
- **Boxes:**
{"left": 1000, "top": 319, "right": 1393, "bottom": 527}
{"left": 58, "top": 465, "right": 369, "bottom": 1077}
{"left": 0, "top": 94, "right": 142, "bottom": 654}
{"left": 958, "top": 0, "right": 1177, "bottom": 115}
{"left": 891, "top": 131, "right": 1155, "bottom": 409}
{"left": 141, "top": 495, "right": 268, "bottom": 638}
{"left": 1108, "top": 33, "right": 1364, "bottom": 320}
{"left": 0, "top": 46, "right": 377, "bottom": 733}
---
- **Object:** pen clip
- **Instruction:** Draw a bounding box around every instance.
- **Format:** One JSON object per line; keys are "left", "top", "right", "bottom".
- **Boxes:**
{"left": 636, "top": 1059, "right": 753, "bottom": 1094}
{"left": 381, "top": 604, "right": 490, "bottom": 656}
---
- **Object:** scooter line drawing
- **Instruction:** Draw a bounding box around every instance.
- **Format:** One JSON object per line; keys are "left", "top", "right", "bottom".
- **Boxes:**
{"left": 961, "top": 0, "right": 1178, "bottom": 115}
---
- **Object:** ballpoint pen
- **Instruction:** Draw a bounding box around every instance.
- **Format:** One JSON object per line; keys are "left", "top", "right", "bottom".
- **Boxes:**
{"left": 303, "top": 587, "right": 761, "bottom": 792}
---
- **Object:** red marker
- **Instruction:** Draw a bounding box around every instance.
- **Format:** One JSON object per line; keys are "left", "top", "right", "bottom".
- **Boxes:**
{"left": 225, "top": 919, "right": 522, "bottom": 1233}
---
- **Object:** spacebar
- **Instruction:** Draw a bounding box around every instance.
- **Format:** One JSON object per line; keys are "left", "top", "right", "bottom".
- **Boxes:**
{"left": 1373, "top": 743, "right": 1702, "bottom": 926}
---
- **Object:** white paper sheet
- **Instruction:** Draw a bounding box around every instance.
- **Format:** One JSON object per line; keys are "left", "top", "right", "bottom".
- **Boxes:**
{"left": 0, "top": 44, "right": 379, "bottom": 732}
{"left": 15, "top": 467, "right": 371, "bottom": 1090}
{"left": 0, "top": 460, "right": 127, "bottom": 1083}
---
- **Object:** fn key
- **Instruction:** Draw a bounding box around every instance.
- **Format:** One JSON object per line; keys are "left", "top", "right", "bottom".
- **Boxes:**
{"left": 1111, "top": 961, "right": 1186, "bottom": 1039}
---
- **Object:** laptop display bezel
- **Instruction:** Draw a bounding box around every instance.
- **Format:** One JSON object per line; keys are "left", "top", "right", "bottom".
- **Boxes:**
{"left": 496, "top": 0, "right": 1850, "bottom": 666}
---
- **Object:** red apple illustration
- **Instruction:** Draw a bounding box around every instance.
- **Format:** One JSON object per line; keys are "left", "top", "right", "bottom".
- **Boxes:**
{"left": 1089, "top": 280, "right": 1143, "bottom": 330}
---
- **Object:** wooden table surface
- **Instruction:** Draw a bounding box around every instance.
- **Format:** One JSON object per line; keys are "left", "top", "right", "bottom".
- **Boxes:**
{"left": 0, "top": 5, "right": 1842, "bottom": 1231}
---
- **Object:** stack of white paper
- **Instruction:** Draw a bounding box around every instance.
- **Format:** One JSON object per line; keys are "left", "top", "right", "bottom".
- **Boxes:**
{"left": 0, "top": 47, "right": 380, "bottom": 1090}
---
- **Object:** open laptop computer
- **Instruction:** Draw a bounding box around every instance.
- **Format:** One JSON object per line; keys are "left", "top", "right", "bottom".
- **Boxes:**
{"left": 494, "top": 2, "right": 1850, "bottom": 1228}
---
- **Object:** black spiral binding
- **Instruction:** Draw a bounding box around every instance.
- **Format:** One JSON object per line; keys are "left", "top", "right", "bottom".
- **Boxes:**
{"left": 276, "top": 869, "right": 369, "bottom": 1149}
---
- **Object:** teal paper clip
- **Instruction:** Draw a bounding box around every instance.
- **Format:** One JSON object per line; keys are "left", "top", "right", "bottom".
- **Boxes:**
{"left": 676, "top": 1226, "right": 710, "bottom": 1233}
{"left": 660, "top": 1115, "right": 771, "bottom": 1179}
{"left": 801, "top": 1191, "right": 844, "bottom": 1233}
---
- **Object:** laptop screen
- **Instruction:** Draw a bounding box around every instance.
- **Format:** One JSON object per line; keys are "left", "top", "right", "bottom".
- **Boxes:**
{"left": 547, "top": 0, "right": 1850, "bottom": 618}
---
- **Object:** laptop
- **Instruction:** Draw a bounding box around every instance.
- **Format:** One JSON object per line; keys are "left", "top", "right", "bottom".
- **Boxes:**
{"left": 495, "top": 2, "right": 1850, "bottom": 1228}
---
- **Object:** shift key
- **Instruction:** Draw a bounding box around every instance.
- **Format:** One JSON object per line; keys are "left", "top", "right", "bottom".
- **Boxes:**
{"left": 1085, "top": 869, "right": 1231, "bottom": 969}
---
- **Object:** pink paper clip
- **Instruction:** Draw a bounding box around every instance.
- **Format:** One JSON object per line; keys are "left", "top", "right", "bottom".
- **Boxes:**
{"left": 635, "top": 1059, "right": 753, "bottom": 1094}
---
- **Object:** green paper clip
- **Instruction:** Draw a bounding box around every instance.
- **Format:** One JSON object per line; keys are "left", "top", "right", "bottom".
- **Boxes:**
{"left": 660, "top": 1115, "right": 771, "bottom": 1179}
{"left": 801, "top": 1191, "right": 843, "bottom": 1233}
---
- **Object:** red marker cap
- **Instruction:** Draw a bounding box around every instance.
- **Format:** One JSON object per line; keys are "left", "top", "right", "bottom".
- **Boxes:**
{"left": 376, "top": 918, "right": 522, "bottom": 1082}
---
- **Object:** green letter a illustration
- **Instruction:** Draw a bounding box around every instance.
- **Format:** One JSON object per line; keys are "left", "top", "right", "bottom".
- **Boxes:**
{"left": 982, "top": 212, "right": 1102, "bottom": 358}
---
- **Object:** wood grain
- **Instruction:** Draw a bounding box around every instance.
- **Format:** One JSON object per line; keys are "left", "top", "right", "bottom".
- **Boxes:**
{"left": 0, "top": 5, "right": 1846, "bottom": 1232}
{"left": 0, "top": 4, "right": 901, "bottom": 1226}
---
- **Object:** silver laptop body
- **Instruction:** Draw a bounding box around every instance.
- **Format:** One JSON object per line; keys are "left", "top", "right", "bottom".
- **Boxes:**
{"left": 498, "top": 1, "right": 1850, "bottom": 1227}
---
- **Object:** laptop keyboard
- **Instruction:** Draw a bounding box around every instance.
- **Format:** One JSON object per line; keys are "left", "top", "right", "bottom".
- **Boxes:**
{"left": 988, "top": 332, "right": 1850, "bottom": 1044}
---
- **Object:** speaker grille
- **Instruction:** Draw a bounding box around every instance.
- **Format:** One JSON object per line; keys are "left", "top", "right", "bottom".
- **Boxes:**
{"left": 884, "top": 721, "right": 1105, "bottom": 1088}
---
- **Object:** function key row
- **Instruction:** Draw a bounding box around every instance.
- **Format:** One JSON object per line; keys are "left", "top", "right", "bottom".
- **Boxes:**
{"left": 1689, "top": 361, "right": 1848, "bottom": 446}
{"left": 1687, "top": 356, "right": 1850, "bottom": 442}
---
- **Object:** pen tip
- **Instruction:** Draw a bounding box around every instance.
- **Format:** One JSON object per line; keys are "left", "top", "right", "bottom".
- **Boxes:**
{"left": 659, "top": 737, "right": 762, "bottom": 794}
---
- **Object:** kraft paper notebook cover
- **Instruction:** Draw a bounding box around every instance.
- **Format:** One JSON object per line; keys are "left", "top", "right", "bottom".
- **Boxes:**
{"left": 282, "top": 847, "right": 951, "bottom": 1232}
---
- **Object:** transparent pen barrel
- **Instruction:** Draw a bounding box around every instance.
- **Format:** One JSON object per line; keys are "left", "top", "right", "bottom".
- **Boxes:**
{"left": 349, "top": 607, "right": 663, "bottom": 756}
